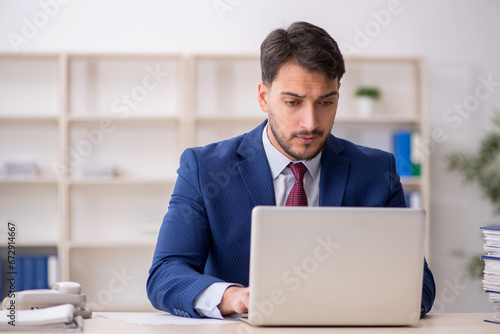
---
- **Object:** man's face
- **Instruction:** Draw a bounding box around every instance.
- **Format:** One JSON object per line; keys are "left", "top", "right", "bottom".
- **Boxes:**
{"left": 258, "top": 62, "right": 340, "bottom": 161}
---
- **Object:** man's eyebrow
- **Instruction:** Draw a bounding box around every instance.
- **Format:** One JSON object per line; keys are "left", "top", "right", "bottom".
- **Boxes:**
{"left": 319, "top": 91, "right": 338, "bottom": 99}
{"left": 281, "top": 91, "right": 305, "bottom": 98}
{"left": 280, "top": 91, "right": 338, "bottom": 99}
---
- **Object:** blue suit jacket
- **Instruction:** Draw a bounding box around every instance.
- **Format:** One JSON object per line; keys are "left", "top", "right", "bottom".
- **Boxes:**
{"left": 147, "top": 120, "right": 435, "bottom": 318}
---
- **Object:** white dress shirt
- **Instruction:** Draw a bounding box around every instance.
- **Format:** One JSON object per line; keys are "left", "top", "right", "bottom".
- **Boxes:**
{"left": 194, "top": 124, "right": 322, "bottom": 318}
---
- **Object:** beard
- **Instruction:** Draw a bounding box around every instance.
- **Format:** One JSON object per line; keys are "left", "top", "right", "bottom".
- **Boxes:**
{"left": 268, "top": 110, "right": 331, "bottom": 161}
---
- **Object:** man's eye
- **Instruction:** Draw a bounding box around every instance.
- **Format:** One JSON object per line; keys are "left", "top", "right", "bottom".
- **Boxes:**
{"left": 320, "top": 101, "right": 334, "bottom": 106}
{"left": 285, "top": 101, "right": 299, "bottom": 106}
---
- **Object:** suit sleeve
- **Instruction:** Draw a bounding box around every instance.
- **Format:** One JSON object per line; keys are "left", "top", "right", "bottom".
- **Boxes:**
{"left": 386, "top": 153, "right": 436, "bottom": 316}
{"left": 385, "top": 152, "right": 407, "bottom": 208}
{"left": 421, "top": 258, "right": 436, "bottom": 316}
{"left": 147, "top": 148, "right": 223, "bottom": 318}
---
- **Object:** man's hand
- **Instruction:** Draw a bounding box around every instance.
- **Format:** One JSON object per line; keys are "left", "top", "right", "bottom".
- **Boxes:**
{"left": 218, "top": 286, "right": 249, "bottom": 315}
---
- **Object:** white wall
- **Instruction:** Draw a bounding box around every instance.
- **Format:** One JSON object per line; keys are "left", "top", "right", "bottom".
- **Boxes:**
{"left": 1, "top": 0, "right": 499, "bottom": 313}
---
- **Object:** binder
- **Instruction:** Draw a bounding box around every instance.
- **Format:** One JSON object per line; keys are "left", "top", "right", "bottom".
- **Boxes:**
{"left": 4, "top": 255, "right": 55, "bottom": 293}
{"left": 393, "top": 130, "right": 413, "bottom": 176}
{"left": 15, "top": 256, "right": 24, "bottom": 292}
{"left": 410, "top": 130, "right": 422, "bottom": 177}
{"left": 35, "top": 256, "right": 49, "bottom": 289}
{"left": 23, "top": 256, "right": 34, "bottom": 292}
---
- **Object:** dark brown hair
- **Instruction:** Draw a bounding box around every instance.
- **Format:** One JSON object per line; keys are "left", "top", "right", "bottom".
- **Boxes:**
{"left": 260, "top": 21, "right": 345, "bottom": 86}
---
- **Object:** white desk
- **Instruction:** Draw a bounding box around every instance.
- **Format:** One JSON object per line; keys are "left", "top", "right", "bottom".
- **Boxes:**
{"left": 85, "top": 313, "right": 498, "bottom": 334}
{"left": 1, "top": 313, "right": 498, "bottom": 333}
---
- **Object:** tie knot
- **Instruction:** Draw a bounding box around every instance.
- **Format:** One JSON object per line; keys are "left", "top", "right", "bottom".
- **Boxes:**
{"left": 288, "top": 162, "right": 308, "bottom": 181}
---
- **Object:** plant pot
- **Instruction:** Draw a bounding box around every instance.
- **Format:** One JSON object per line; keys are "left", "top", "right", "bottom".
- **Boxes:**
{"left": 355, "top": 96, "right": 376, "bottom": 117}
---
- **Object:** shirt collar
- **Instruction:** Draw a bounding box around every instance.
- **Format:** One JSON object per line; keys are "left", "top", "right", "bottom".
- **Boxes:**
{"left": 262, "top": 123, "right": 322, "bottom": 180}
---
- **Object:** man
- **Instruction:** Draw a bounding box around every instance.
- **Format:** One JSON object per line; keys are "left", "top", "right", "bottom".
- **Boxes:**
{"left": 147, "top": 21, "right": 436, "bottom": 319}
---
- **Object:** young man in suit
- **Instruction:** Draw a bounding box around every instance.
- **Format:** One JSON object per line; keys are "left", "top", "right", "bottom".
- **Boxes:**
{"left": 147, "top": 21, "right": 436, "bottom": 318}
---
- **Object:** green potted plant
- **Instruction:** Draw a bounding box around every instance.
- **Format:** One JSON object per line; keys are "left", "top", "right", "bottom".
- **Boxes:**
{"left": 354, "top": 86, "right": 381, "bottom": 117}
{"left": 446, "top": 114, "right": 500, "bottom": 279}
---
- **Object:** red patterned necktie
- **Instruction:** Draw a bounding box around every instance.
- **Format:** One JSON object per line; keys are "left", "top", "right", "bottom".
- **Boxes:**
{"left": 285, "top": 162, "right": 308, "bottom": 206}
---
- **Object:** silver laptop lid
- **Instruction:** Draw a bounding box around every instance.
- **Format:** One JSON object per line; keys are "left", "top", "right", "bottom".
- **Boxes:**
{"left": 247, "top": 206, "right": 426, "bottom": 326}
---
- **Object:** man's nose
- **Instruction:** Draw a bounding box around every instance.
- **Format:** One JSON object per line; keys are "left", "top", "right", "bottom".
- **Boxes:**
{"left": 299, "top": 105, "right": 318, "bottom": 132}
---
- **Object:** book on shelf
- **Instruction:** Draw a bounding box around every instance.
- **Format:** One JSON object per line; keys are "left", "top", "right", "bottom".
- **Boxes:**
{"left": 79, "top": 163, "right": 117, "bottom": 178}
{"left": 5, "top": 254, "right": 58, "bottom": 298}
{"left": 140, "top": 222, "right": 162, "bottom": 242}
{"left": 410, "top": 130, "right": 423, "bottom": 177}
{"left": 393, "top": 130, "right": 422, "bottom": 177}
{"left": 2, "top": 162, "right": 38, "bottom": 178}
{"left": 405, "top": 191, "right": 422, "bottom": 209}
{"left": 481, "top": 225, "right": 500, "bottom": 324}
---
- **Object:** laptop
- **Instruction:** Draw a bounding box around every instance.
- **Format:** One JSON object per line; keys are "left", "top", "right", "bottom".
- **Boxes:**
{"left": 245, "top": 206, "right": 426, "bottom": 326}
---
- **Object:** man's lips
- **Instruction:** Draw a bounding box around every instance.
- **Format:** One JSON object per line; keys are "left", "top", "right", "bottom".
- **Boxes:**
{"left": 296, "top": 135, "right": 317, "bottom": 144}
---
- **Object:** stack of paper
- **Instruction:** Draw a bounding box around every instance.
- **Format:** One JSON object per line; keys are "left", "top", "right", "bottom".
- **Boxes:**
{"left": 481, "top": 225, "right": 500, "bottom": 324}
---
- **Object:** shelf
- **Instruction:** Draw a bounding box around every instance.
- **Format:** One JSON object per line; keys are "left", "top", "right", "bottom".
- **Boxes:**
{"left": 0, "top": 182, "right": 59, "bottom": 246}
{"left": 0, "top": 115, "right": 58, "bottom": 122}
{"left": 69, "top": 56, "right": 181, "bottom": 118}
{"left": 0, "top": 52, "right": 430, "bottom": 311}
{"left": 68, "top": 115, "right": 180, "bottom": 123}
{"left": 0, "top": 240, "right": 59, "bottom": 248}
{"left": 68, "top": 177, "right": 176, "bottom": 186}
{"left": 345, "top": 56, "right": 422, "bottom": 64}
{"left": 401, "top": 177, "right": 422, "bottom": 187}
{"left": 0, "top": 176, "right": 59, "bottom": 185}
{"left": 0, "top": 120, "right": 59, "bottom": 178}
{"left": 69, "top": 246, "right": 156, "bottom": 311}
{"left": 68, "top": 53, "right": 181, "bottom": 60}
{"left": 0, "top": 53, "right": 59, "bottom": 60}
{"left": 0, "top": 57, "right": 59, "bottom": 116}
{"left": 195, "top": 119, "right": 264, "bottom": 146}
{"left": 194, "top": 56, "right": 261, "bottom": 118}
{"left": 69, "top": 184, "right": 171, "bottom": 244}
{"left": 193, "top": 54, "right": 259, "bottom": 60}
{"left": 194, "top": 113, "right": 418, "bottom": 125}
{"left": 69, "top": 121, "right": 180, "bottom": 179}
{"left": 335, "top": 115, "right": 420, "bottom": 125}
{"left": 69, "top": 240, "right": 156, "bottom": 249}
{"left": 195, "top": 115, "right": 266, "bottom": 122}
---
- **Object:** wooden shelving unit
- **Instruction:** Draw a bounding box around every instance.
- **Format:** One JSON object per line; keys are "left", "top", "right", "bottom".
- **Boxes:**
{"left": 0, "top": 53, "right": 430, "bottom": 311}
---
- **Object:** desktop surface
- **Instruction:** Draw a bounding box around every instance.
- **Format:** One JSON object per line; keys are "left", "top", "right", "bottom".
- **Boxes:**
{"left": 0, "top": 313, "right": 497, "bottom": 333}
{"left": 88, "top": 313, "right": 499, "bottom": 334}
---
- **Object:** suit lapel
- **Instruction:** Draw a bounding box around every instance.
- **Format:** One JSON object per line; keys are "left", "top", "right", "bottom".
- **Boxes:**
{"left": 319, "top": 135, "right": 350, "bottom": 206}
{"left": 236, "top": 122, "right": 349, "bottom": 207}
{"left": 236, "top": 121, "right": 276, "bottom": 206}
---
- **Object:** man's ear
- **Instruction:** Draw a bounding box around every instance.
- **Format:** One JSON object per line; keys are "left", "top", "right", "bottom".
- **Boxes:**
{"left": 257, "top": 82, "right": 269, "bottom": 114}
